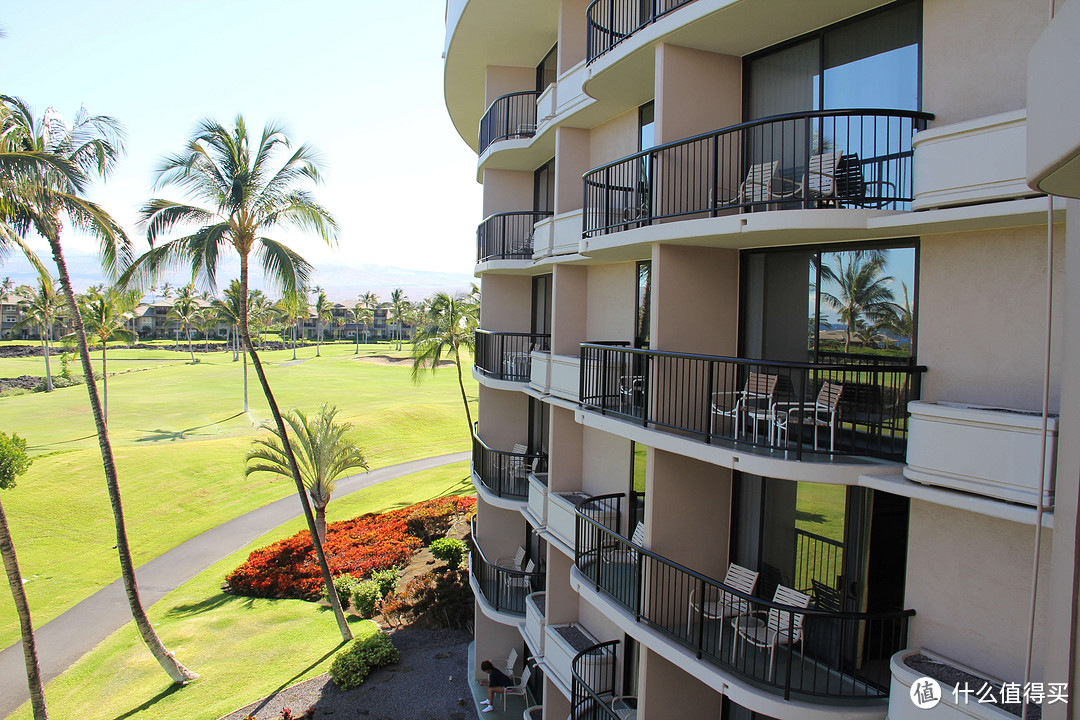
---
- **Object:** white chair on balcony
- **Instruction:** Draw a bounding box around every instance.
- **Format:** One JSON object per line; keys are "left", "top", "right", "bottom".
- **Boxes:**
{"left": 686, "top": 563, "right": 759, "bottom": 634}
{"left": 617, "top": 374, "right": 644, "bottom": 413}
{"left": 496, "top": 546, "right": 526, "bottom": 572}
{"left": 711, "top": 160, "right": 801, "bottom": 210}
{"left": 711, "top": 372, "right": 779, "bottom": 443}
{"left": 499, "top": 646, "right": 519, "bottom": 681}
{"left": 774, "top": 381, "right": 844, "bottom": 451}
{"left": 731, "top": 584, "right": 812, "bottom": 681}
{"left": 503, "top": 352, "right": 530, "bottom": 378}
{"left": 505, "top": 443, "right": 530, "bottom": 489}
{"left": 602, "top": 521, "right": 645, "bottom": 565}
{"left": 501, "top": 665, "right": 532, "bottom": 710}
{"left": 504, "top": 559, "right": 536, "bottom": 592}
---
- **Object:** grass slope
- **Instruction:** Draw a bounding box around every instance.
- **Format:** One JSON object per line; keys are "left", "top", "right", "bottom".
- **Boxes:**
{"left": 0, "top": 342, "right": 477, "bottom": 647}
{"left": 7, "top": 462, "right": 473, "bottom": 720}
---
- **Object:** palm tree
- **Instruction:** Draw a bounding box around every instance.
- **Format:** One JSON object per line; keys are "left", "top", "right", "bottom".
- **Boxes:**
{"left": 121, "top": 115, "right": 351, "bottom": 641}
{"left": 168, "top": 295, "right": 200, "bottom": 363}
{"left": 194, "top": 307, "right": 217, "bottom": 352}
{"left": 314, "top": 290, "right": 332, "bottom": 357}
{"left": 276, "top": 288, "right": 307, "bottom": 360}
{"left": 13, "top": 277, "right": 63, "bottom": 391}
{"left": 818, "top": 253, "right": 896, "bottom": 353}
{"left": 0, "top": 432, "right": 47, "bottom": 720}
{"left": 334, "top": 313, "right": 345, "bottom": 342}
{"left": 160, "top": 281, "right": 173, "bottom": 299}
{"left": 0, "top": 95, "right": 196, "bottom": 683}
{"left": 79, "top": 286, "right": 138, "bottom": 422}
{"left": 389, "top": 288, "right": 406, "bottom": 350}
{"left": 212, "top": 280, "right": 251, "bottom": 411}
{"left": 349, "top": 302, "right": 367, "bottom": 354}
{"left": 246, "top": 404, "right": 368, "bottom": 543}
{"left": 410, "top": 291, "right": 478, "bottom": 434}
{"left": 358, "top": 291, "right": 378, "bottom": 344}
{"left": 0, "top": 276, "right": 14, "bottom": 296}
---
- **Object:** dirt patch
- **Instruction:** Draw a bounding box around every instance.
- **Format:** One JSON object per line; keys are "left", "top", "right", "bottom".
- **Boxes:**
{"left": 354, "top": 355, "right": 456, "bottom": 368}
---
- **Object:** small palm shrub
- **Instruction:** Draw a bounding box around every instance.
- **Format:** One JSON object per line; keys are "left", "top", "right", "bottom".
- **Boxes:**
{"left": 429, "top": 538, "right": 467, "bottom": 570}
{"left": 332, "top": 574, "right": 360, "bottom": 608}
{"left": 329, "top": 630, "right": 399, "bottom": 690}
{"left": 370, "top": 567, "right": 399, "bottom": 598}
{"left": 352, "top": 579, "right": 382, "bottom": 618}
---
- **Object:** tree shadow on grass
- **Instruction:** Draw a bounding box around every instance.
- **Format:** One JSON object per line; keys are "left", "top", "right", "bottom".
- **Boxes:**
{"left": 243, "top": 644, "right": 346, "bottom": 718}
{"left": 135, "top": 412, "right": 246, "bottom": 443}
{"left": 114, "top": 683, "right": 185, "bottom": 720}
{"left": 795, "top": 510, "right": 829, "bottom": 525}
{"left": 165, "top": 592, "right": 255, "bottom": 618}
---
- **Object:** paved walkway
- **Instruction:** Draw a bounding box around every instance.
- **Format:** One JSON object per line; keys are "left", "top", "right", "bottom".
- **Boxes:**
{"left": 0, "top": 451, "right": 470, "bottom": 717}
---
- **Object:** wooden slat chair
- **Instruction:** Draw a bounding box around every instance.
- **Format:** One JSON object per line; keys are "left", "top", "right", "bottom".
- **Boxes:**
{"left": 775, "top": 381, "right": 844, "bottom": 451}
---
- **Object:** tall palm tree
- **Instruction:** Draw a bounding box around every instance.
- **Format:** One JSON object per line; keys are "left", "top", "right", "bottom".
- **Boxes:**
{"left": 334, "top": 313, "right": 345, "bottom": 342}
{"left": 194, "top": 306, "right": 217, "bottom": 352}
{"left": 0, "top": 276, "right": 15, "bottom": 297}
{"left": 13, "top": 277, "right": 63, "bottom": 391}
{"left": 246, "top": 404, "right": 368, "bottom": 543}
{"left": 160, "top": 281, "right": 173, "bottom": 299}
{"left": 349, "top": 301, "right": 367, "bottom": 354}
{"left": 313, "top": 290, "right": 332, "bottom": 357}
{"left": 121, "top": 115, "right": 351, "bottom": 641}
{"left": 358, "top": 291, "right": 378, "bottom": 344}
{"left": 0, "top": 432, "right": 47, "bottom": 720}
{"left": 0, "top": 95, "right": 196, "bottom": 682}
{"left": 819, "top": 253, "right": 896, "bottom": 353}
{"left": 410, "top": 291, "right": 478, "bottom": 434}
{"left": 276, "top": 288, "right": 307, "bottom": 360}
{"left": 79, "top": 286, "right": 138, "bottom": 423}
{"left": 389, "top": 287, "right": 406, "bottom": 350}
{"left": 168, "top": 295, "right": 200, "bottom": 363}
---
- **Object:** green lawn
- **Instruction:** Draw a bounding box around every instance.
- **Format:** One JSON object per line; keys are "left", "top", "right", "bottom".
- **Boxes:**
{"left": 0, "top": 341, "right": 477, "bottom": 647}
{"left": 7, "top": 461, "right": 474, "bottom": 720}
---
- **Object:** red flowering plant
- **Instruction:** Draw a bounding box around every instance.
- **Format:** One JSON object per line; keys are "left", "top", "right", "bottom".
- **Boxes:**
{"left": 225, "top": 495, "right": 476, "bottom": 600}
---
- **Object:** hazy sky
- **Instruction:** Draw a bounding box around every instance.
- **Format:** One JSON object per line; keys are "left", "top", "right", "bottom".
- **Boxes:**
{"left": 0, "top": 0, "right": 481, "bottom": 291}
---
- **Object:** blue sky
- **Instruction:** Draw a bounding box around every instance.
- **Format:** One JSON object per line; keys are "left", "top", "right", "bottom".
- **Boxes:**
{"left": 0, "top": 0, "right": 480, "bottom": 294}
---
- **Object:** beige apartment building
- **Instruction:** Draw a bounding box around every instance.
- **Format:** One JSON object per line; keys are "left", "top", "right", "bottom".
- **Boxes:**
{"left": 444, "top": 0, "right": 1080, "bottom": 718}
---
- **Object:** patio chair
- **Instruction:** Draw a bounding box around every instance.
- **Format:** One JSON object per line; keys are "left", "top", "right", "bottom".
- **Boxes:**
{"left": 504, "top": 559, "right": 536, "bottom": 592}
{"left": 802, "top": 152, "right": 844, "bottom": 205}
{"left": 502, "top": 351, "right": 530, "bottom": 379}
{"left": 496, "top": 546, "right": 526, "bottom": 571}
{"left": 602, "top": 521, "right": 645, "bottom": 565}
{"left": 711, "top": 372, "right": 779, "bottom": 443}
{"left": 774, "top": 381, "right": 844, "bottom": 451}
{"left": 731, "top": 584, "right": 812, "bottom": 681}
{"left": 686, "top": 562, "right": 760, "bottom": 634}
{"left": 711, "top": 160, "right": 800, "bottom": 210}
{"left": 501, "top": 665, "right": 532, "bottom": 710}
{"left": 501, "top": 646, "right": 519, "bottom": 680}
{"left": 505, "top": 443, "right": 530, "bottom": 486}
{"left": 618, "top": 374, "right": 644, "bottom": 412}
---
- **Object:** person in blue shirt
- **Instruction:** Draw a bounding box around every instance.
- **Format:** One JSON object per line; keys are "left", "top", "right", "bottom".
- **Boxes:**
{"left": 478, "top": 659, "right": 513, "bottom": 712}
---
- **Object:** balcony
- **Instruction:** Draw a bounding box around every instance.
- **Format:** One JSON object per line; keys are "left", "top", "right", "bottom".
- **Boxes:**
{"left": 523, "top": 591, "right": 546, "bottom": 655}
{"left": 478, "top": 91, "right": 541, "bottom": 156}
{"left": 544, "top": 622, "right": 613, "bottom": 695}
{"left": 575, "top": 495, "right": 914, "bottom": 702}
{"left": 583, "top": 109, "right": 933, "bottom": 239}
{"left": 475, "top": 329, "right": 551, "bottom": 382}
{"left": 586, "top": 0, "right": 697, "bottom": 63}
{"left": 477, "top": 211, "right": 553, "bottom": 263}
{"left": 579, "top": 343, "right": 926, "bottom": 463}
{"left": 472, "top": 424, "right": 547, "bottom": 502}
{"left": 571, "top": 639, "right": 634, "bottom": 720}
{"left": 469, "top": 517, "right": 546, "bottom": 618}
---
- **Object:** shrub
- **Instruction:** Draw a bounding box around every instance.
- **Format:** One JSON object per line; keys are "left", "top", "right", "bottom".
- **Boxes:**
{"left": 332, "top": 574, "right": 360, "bottom": 608}
{"left": 370, "top": 567, "right": 399, "bottom": 598}
{"left": 429, "top": 538, "right": 467, "bottom": 570}
{"left": 329, "top": 630, "right": 400, "bottom": 690}
{"left": 382, "top": 568, "right": 473, "bottom": 629}
{"left": 352, "top": 579, "right": 381, "bottom": 618}
{"left": 404, "top": 496, "right": 475, "bottom": 542}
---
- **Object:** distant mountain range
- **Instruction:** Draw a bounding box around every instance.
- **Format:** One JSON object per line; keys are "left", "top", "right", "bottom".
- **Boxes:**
{"left": 1, "top": 250, "right": 475, "bottom": 304}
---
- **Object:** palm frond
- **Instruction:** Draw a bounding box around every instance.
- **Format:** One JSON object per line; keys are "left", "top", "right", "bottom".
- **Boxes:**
{"left": 253, "top": 237, "right": 313, "bottom": 294}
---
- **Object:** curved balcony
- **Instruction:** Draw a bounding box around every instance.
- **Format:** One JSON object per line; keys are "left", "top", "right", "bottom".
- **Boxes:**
{"left": 586, "top": 0, "right": 697, "bottom": 63}
{"left": 574, "top": 495, "right": 915, "bottom": 702}
{"left": 469, "top": 517, "right": 545, "bottom": 617}
{"left": 472, "top": 423, "right": 547, "bottom": 501}
{"left": 583, "top": 109, "right": 934, "bottom": 238}
{"left": 477, "top": 211, "right": 553, "bottom": 263}
{"left": 475, "top": 329, "right": 551, "bottom": 382}
{"left": 579, "top": 343, "right": 925, "bottom": 463}
{"left": 478, "top": 91, "right": 541, "bottom": 156}
{"left": 571, "top": 639, "right": 630, "bottom": 719}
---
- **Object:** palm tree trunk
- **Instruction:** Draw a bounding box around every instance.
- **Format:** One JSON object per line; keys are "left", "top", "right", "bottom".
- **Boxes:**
{"left": 242, "top": 350, "right": 249, "bottom": 414}
{"left": 101, "top": 345, "right": 107, "bottom": 426}
{"left": 452, "top": 342, "right": 474, "bottom": 434}
{"left": 315, "top": 505, "right": 327, "bottom": 545}
{"left": 186, "top": 327, "right": 195, "bottom": 363}
{"left": 0, "top": 496, "right": 49, "bottom": 720}
{"left": 316, "top": 321, "right": 321, "bottom": 357}
{"left": 46, "top": 236, "right": 196, "bottom": 684}
{"left": 238, "top": 258, "right": 350, "bottom": 641}
{"left": 292, "top": 325, "right": 297, "bottom": 360}
{"left": 40, "top": 334, "right": 52, "bottom": 392}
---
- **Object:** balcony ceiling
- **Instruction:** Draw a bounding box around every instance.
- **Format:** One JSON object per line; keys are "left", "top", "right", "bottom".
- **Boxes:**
{"left": 444, "top": 0, "right": 559, "bottom": 152}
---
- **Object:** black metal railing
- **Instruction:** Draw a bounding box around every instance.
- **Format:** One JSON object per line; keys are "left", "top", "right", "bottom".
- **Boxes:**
{"left": 579, "top": 343, "right": 925, "bottom": 461}
{"left": 586, "top": 0, "right": 697, "bottom": 63}
{"left": 469, "top": 517, "right": 545, "bottom": 616}
{"left": 570, "top": 639, "right": 621, "bottom": 720}
{"left": 475, "top": 329, "right": 551, "bottom": 381}
{"left": 472, "top": 423, "right": 548, "bottom": 501}
{"left": 477, "top": 211, "right": 553, "bottom": 263}
{"left": 794, "top": 529, "right": 845, "bottom": 597}
{"left": 478, "top": 91, "right": 541, "bottom": 155}
{"left": 582, "top": 109, "right": 934, "bottom": 237}
{"left": 574, "top": 498, "right": 914, "bottom": 700}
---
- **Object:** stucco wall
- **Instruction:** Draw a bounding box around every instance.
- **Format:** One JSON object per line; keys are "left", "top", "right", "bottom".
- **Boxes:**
{"left": 923, "top": 0, "right": 1048, "bottom": 126}
{"left": 558, "top": 0, "right": 588, "bottom": 73}
{"left": 477, "top": 384, "right": 529, "bottom": 449}
{"left": 485, "top": 65, "right": 535, "bottom": 107}
{"left": 476, "top": 499, "right": 528, "bottom": 563}
{"left": 473, "top": 608, "right": 525, "bottom": 679}
{"left": 553, "top": 264, "right": 588, "bottom": 355}
{"left": 638, "top": 647, "right": 723, "bottom": 720}
{"left": 588, "top": 108, "right": 638, "bottom": 169}
{"left": 546, "top": 547, "right": 577, "bottom": 626}
{"left": 905, "top": 500, "right": 1051, "bottom": 682}
{"left": 655, "top": 44, "right": 741, "bottom": 145}
{"left": 652, "top": 245, "right": 739, "bottom": 356}
{"left": 581, "top": 426, "right": 632, "bottom": 498}
{"left": 548, "top": 405, "right": 583, "bottom": 493}
{"left": 586, "top": 262, "right": 636, "bottom": 344}
{"left": 918, "top": 225, "right": 1064, "bottom": 411}
{"left": 482, "top": 168, "right": 534, "bottom": 216}
{"left": 480, "top": 273, "right": 533, "bottom": 332}
{"left": 555, "top": 127, "right": 590, "bottom": 214}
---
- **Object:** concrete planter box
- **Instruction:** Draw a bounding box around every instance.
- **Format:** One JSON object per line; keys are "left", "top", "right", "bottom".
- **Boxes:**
{"left": 549, "top": 354, "right": 580, "bottom": 402}
{"left": 530, "top": 351, "right": 551, "bottom": 394}
{"left": 543, "top": 623, "right": 610, "bottom": 691}
{"left": 889, "top": 649, "right": 1017, "bottom": 720}
{"left": 548, "top": 492, "right": 618, "bottom": 552}
{"left": 523, "top": 592, "right": 546, "bottom": 655}
{"left": 527, "top": 473, "right": 548, "bottom": 525}
{"left": 905, "top": 401, "right": 1057, "bottom": 507}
